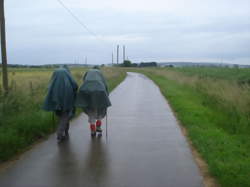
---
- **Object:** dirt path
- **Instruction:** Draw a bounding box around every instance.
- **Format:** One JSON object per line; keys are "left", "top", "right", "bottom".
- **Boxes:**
{"left": 0, "top": 72, "right": 203, "bottom": 187}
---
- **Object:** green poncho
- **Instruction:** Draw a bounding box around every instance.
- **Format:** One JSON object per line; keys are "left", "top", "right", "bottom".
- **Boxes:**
{"left": 43, "top": 68, "right": 78, "bottom": 112}
{"left": 75, "top": 69, "right": 111, "bottom": 109}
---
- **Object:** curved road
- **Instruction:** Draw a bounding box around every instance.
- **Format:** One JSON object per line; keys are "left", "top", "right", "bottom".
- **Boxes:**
{"left": 0, "top": 72, "right": 203, "bottom": 187}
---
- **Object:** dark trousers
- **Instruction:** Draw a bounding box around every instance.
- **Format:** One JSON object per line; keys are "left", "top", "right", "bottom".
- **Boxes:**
{"left": 55, "top": 111, "right": 70, "bottom": 137}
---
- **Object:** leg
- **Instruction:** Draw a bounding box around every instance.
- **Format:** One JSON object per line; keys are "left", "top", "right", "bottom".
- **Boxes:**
{"left": 65, "top": 122, "right": 70, "bottom": 137}
{"left": 96, "top": 119, "right": 102, "bottom": 132}
{"left": 57, "top": 111, "right": 70, "bottom": 142}
{"left": 88, "top": 111, "right": 96, "bottom": 137}
{"left": 96, "top": 119, "right": 102, "bottom": 137}
{"left": 96, "top": 108, "right": 105, "bottom": 135}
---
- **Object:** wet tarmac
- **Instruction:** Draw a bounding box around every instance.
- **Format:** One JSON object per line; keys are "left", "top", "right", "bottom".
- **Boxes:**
{"left": 0, "top": 72, "right": 203, "bottom": 187}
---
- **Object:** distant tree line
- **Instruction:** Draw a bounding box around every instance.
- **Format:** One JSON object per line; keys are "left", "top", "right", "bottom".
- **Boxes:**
{"left": 118, "top": 60, "right": 158, "bottom": 67}
{"left": 0, "top": 64, "right": 61, "bottom": 68}
{"left": 0, "top": 61, "right": 159, "bottom": 69}
{"left": 139, "top": 62, "right": 157, "bottom": 67}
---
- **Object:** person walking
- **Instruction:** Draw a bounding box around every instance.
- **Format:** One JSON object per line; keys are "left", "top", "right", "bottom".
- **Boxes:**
{"left": 75, "top": 67, "right": 111, "bottom": 137}
{"left": 43, "top": 67, "right": 78, "bottom": 142}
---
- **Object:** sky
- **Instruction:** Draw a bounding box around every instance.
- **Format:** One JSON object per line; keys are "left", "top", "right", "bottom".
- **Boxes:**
{"left": 3, "top": 0, "right": 250, "bottom": 65}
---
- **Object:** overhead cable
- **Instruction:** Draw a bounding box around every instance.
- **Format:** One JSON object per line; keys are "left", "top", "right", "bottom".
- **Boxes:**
{"left": 56, "top": 0, "right": 100, "bottom": 39}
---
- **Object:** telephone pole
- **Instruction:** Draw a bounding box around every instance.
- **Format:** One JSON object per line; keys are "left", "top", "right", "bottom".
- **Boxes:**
{"left": 112, "top": 52, "right": 114, "bottom": 65}
{"left": 0, "top": 0, "right": 8, "bottom": 94}
{"left": 85, "top": 56, "right": 87, "bottom": 65}
{"left": 123, "top": 45, "right": 126, "bottom": 63}
{"left": 117, "top": 45, "right": 119, "bottom": 64}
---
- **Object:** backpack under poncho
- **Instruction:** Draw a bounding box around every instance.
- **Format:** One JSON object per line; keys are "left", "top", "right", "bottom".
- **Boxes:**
{"left": 43, "top": 68, "right": 78, "bottom": 112}
{"left": 75, "top": 69, "right": 111, "bottom": 109}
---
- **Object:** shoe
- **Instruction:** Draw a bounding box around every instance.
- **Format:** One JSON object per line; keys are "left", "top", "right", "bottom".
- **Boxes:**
{"left": 91, "top": 131, "right": 96, "bottom": 137}
{"left": 65, "top": 130, "right": 69, "bottom": 138}
{"left": 57, "top": 135, "right": 64, "bottom": 143}
{"left": 97, "top": 132, "right": 102, "bottom": 138}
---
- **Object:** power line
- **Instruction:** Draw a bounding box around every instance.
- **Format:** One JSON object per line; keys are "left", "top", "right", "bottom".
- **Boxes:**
{"left": 56, "top": 0, "right": 117, "bottom": 63}
{"left": 56, "top": 0, "right": 100, "bottom": 39}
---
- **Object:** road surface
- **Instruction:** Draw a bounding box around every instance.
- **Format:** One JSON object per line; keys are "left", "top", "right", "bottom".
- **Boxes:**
{"left": 0, "top": 72, "right": 203, "bottom": 187}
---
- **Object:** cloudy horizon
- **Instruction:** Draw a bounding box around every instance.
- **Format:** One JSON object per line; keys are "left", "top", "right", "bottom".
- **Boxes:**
{"left": 2, "top": 0, "right": 250, "bottom": 65}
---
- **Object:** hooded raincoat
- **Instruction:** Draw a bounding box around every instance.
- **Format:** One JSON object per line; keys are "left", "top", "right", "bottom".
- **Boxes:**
{"left": 75, "top": 69, "right": 111, "bottom": 117}
{"left": 43, "top": 68, "right": 78, "bottom": 113}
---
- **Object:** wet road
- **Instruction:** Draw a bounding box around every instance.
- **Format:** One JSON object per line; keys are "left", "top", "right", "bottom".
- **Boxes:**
{"left": 0, "top": 72, "right": 203, "bottom": 187}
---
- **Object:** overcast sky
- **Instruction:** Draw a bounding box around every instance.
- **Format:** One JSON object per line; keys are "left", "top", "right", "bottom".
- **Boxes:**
{"left": 3, "top": 0, "right": 250, "bottom": 65}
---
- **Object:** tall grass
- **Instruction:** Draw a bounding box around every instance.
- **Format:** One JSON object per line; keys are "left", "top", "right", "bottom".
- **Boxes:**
{"left": 170, "top": 66, "right": 250, "bottom": 84}
{"left": 143, "top": 68, "right": 250, "bottom": 134}
{"left": 0, "top": 67, "right": 126, "bottom": 162}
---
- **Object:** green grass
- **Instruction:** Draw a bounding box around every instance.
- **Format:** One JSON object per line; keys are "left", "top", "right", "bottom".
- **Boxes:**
{"left": 170, "top": 66, "right": 250, "bottom": 84}
{"left": 0, "top": 67, "right": 126, "bottom": 162}
{"left": 131, "top": 68, "right": 250, "bottom": 187}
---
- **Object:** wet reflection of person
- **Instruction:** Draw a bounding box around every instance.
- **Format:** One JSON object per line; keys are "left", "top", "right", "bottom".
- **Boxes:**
{"left": 81, "top": 139, "right": 110, "bottom": 186}
{"left": 51, "top": 140, "right": 80, "bottom": 187}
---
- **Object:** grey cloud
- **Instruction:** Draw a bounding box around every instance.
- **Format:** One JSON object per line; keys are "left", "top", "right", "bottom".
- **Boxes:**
{"left": 3, "top": 0, "right": 250, "bottom": 65}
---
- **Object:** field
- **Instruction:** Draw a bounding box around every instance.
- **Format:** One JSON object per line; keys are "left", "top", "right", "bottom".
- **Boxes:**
{"left": 1, "top": 66, "right": 250, "bottom": 186}
{"left": 0, "top": 67, "right": 126, "bottom": 162}
{"left": 132, "top": 67, "right": 250, "bottom": 187}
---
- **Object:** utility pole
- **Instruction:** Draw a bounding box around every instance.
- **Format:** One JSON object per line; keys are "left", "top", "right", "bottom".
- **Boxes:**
{"left": 112, "top": 52, "right": 114, "bottom": 65}
{"left": 123, "top": 45, "right": 126, "bottom": 63}
{"left": 85, "top": 56, "right": 87, "bottom": 65}
{"left": 117, "top": 45, "right": 119, "bottom": 64}
{"left": 0, "top": 0, "right": 8, "bottom": 94}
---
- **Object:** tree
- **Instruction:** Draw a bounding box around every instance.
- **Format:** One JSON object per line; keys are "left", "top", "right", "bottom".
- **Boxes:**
{"left": 123, "top": 60, "right": 132, "bottom": 67}
{"left": 0, "top": 0, "right": 8, "bottom": 94}
{"left": 139, "top": 62, "right": 158, "bottom": 67}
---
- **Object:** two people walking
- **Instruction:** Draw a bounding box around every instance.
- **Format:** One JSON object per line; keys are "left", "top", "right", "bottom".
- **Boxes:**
{"left": 42, "top": 66, "right": 111, "bottom": 142}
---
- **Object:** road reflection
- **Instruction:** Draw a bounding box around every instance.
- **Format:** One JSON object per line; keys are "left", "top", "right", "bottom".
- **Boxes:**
{"left": 53, "top": 138, "right": 110, "bottom": 186}
{"left": 82, "top": 138, "right": 109, "bottom": 186}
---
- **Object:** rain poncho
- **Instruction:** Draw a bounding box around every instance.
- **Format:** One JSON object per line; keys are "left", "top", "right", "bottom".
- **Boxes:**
{"left": 43, "top": 68, "right": 78, "bottom": 113}
{"left": 75, "top": 69, "right": 111, "bottom": 112}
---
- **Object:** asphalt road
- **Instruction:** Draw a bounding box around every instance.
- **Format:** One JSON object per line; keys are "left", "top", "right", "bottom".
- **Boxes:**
{"left": 0, "top": 72, "right": 203, "bottom": 187}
